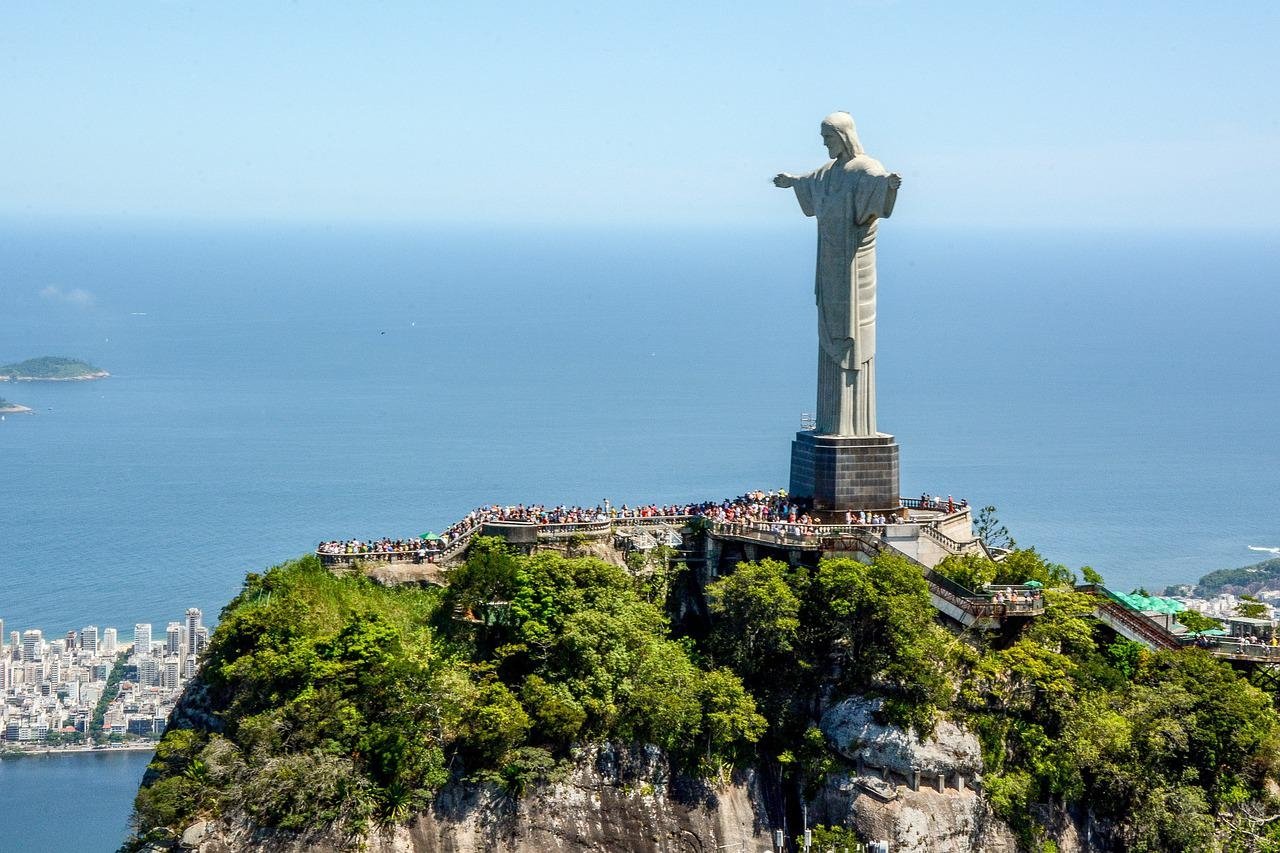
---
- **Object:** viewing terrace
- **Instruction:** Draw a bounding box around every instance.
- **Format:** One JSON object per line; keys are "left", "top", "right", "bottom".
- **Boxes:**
{"left": 315, "top": 493, "right": 992, "bottom": 570}
{"left": 316, "top": 498, "right": 1277, "bottom": 664}
{"left": 315, "top": 490, "right": 1042, "bottom": 628}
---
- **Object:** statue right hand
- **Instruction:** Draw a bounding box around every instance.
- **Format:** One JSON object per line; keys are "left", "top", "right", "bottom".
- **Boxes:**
{"left": 773, "top": 173, "right": 796, "bottom": 188}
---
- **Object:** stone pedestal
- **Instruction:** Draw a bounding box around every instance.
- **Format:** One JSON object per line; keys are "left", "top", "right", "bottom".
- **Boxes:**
{"left": 789, "top": 431, "right": 900, "bottom": 511}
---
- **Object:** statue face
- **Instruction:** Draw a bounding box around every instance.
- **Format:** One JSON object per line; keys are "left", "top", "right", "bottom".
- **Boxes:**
{"left": 821, "top": 128, "right": 844, "bottom": 159}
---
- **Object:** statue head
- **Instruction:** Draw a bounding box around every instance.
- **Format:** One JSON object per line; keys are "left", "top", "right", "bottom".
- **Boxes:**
{"left": 820, "top": 112, "right": 865, "bottom": 160}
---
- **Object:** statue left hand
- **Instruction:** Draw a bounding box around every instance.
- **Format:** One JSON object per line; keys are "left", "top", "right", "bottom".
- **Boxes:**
{"left": 888, "top": 173, "right": 902, "bottom": 190}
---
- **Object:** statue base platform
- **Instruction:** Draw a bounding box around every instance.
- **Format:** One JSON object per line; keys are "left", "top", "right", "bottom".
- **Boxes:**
{"left": 789, "top": 431, "right": 900, "bottom": 511}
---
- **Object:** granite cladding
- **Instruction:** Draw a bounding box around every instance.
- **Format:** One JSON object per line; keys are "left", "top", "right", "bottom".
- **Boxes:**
{"left": 790, "top": 431, "right": 900, "bottom": 511}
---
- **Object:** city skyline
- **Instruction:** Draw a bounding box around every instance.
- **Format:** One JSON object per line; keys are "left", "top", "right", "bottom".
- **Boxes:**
{"left": 1, "top": 606, "right": 205, "bottom": 749}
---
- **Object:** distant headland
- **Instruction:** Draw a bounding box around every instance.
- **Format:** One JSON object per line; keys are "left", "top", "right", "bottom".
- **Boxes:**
{"left": 0, "top": 356, "right": 109, "bottom": 382}
{"left": 0, "top": 397, "right": 33, "bottom": 414}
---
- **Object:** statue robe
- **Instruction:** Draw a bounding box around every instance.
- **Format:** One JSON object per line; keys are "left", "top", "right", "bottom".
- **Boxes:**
{"left": 792, "top": 154, "right": 897, "bottom": 436}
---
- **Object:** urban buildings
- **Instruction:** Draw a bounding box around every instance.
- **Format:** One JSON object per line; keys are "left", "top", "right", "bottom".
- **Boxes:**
{"left": 0, "top": 607, "right": 208, "bottom": 749}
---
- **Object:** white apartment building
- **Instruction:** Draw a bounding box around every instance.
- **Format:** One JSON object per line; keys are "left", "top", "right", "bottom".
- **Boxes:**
{"left": 21, "top": 630, "right": 42, "bottom": 662}
{"left": 185, "top": 609, "right": 202, "bottom": 657}
{"left": 134, "top": 623, "right": 152, "bottom": 656}
{"left": 165, "top": 623, "right": 182, "bottom": 656}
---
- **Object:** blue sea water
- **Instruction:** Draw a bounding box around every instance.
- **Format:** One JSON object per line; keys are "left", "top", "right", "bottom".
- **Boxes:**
{"left": 0, "top": 750, "right": 151, "bottom": 852}
{"left": 1, "top": 219, "right": 1278, "bottom": 850}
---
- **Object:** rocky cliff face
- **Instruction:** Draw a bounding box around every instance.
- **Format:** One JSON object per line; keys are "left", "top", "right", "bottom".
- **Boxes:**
{"left": 169, "top": 699, "right": 1107, "bottom": 853}
{"left": 177, "top": 745, "right": 774, "bottom": 853}
{"left": 808, "top": 696, "right": 1017, "bottom": 853}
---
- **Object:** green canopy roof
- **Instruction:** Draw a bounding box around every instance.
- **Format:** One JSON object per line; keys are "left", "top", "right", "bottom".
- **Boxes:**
{"left": 1114, "top": 591, "right": 1186, "bottom": 614}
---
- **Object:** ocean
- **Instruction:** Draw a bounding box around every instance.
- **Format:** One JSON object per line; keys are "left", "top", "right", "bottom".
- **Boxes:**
{"left": 1, "top": 219, "right": 1278, "bottom": 850}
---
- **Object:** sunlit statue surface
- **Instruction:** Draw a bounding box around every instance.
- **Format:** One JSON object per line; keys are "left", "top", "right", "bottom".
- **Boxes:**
{"left": 775, "top": 112, "right": 901, "bottom": 437}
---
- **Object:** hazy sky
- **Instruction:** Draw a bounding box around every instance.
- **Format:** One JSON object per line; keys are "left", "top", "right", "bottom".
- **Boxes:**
{"left": 3, "top": 2, "right": 1277, "bottom": 228}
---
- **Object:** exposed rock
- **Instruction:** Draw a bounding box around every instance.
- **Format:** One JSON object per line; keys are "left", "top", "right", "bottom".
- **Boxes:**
{"left": 811, "top": 771, "right": 1017, "bottom": 853}
{"left": 820, "top": 696, "right": 982, "bottom": 780}
{"left": 181, "top": 821, "right": 213, "bottom": 849}
{"left": 1029, "top": 802, "right": 1114, "bottom": 853}
{"left": 189, "top": 745, "right": 774, "bottom": 852}
{"left": 810, "top": 697, "right": 1018, "bottom": 853}
{"left": 163, "top": 695, "right": 1093, "bottom": 853}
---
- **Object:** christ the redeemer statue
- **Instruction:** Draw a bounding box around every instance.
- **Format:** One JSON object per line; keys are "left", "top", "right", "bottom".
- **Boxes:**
{"left": 774, "top": 112, "right": 901, "bottom": 437}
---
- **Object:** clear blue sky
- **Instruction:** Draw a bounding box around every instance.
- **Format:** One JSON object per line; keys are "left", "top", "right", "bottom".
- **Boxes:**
{"left": 2, "top": 2, "right": 1277, "bottom": 228}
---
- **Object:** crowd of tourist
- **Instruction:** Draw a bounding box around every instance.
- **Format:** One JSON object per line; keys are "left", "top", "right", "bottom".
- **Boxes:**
{"left": 990, "top": 588, "right": 1042, "bottom": 607}
{"left": 316, "top": 538, "right": 427, "bottom": 558}
{"left": 1188, "top": 633, "right": 1280, "bottom": 652}
{"left": 317, "top": 489, "right": 972, "bottom": 563}
{"left": 916, "top": 493, "right": 968, "bottom": 513}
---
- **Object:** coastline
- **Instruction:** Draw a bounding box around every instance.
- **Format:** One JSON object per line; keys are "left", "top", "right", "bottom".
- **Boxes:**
{"left": 0, "top": 403, "right": 34, "bottom": 414}
{"left": 0, "top": 371, "right": 110, "bottom": 382}
{"left": 0, "top": 743, "right": 156, "bottom": 760}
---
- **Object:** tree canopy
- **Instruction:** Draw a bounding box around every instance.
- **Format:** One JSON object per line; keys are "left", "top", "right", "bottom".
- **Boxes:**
{"left": 131, "top": 538, "right": 1280, "bottom": 852}
{"left": 132, "top": 548, "right": 763, "bottom": 844}
{"left": 0, "top": 355, "right": 103, "bottom": 379}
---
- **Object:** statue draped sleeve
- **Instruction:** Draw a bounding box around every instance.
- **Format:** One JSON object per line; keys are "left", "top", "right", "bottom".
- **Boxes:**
{"left": 853, "top": 169, "right": 896, "bottom": 224}
{"left": 793, "top": 171, "right": 821, "bottom": 218}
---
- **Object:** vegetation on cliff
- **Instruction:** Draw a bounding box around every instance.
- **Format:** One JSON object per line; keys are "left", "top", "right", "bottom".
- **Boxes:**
{"left": 698, "top": 545, "right": 1280, "bottom": 849}
{"left": 0, "top": 355, "right": 105, "bottom": 380}
{"left": 131, "top": 545, "right": 763, "bottom": 845}
{"left": 935, "top": 551, "right": 1280, "bottom": 851}
{"left": 703, "top": 552, "right": 953, "bottom": 756}
{"left": 132, "top": 541, "right": 1280, "bottom": 851}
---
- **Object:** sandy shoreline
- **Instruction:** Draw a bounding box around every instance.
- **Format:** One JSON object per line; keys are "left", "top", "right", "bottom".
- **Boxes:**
{"left": 0, "top": 404, "right": 34, "bottom": 414}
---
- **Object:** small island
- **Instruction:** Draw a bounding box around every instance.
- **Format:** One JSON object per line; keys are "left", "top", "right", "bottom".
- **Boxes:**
{"left": 0, "top": 356, "right": 109, "bottom": 382}
{"left": 0, "top": 397, "right": 33, "bottom": 414}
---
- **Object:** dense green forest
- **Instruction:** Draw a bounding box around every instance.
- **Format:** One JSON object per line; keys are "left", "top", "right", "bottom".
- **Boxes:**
{"left": 0, "top": 355, "right": 103, "bottom": 379}
{"left": 131, "top": 542, "right": 1280, "bottom": 851}
{"left": 1184, "top": 557, "right": 1280, "bottom": 597}
{"left": 132, "top": 544, "right": 763, "bottom": 844}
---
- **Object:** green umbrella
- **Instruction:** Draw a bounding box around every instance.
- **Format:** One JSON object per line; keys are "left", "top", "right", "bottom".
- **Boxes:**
{"left": 1023, "top": 580, "right": 1044, "bottom": 588}
{"left": 420, "top": 532, "right": 441, "bottom": 540}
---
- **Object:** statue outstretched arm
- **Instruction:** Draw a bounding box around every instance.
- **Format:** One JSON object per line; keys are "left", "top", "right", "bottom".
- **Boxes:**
{"left": 884, "top": 173, "right": 902, "bottom": 218}
{"left": 774, "top": 172, "right": 817, "bottom": 217}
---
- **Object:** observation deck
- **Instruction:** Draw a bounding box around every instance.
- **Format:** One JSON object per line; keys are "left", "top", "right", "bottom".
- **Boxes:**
{"left": 316, "top": 495, "right": 1042, "bottom": 628}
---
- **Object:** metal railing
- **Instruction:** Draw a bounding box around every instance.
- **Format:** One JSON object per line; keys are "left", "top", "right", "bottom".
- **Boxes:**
{"left": 316, "top": 550, "right": 431, "bottom": 567}
{"left": 924, "top": 570, "right": 1002, "bottom": 620}
{"left": 706, "top": 521, "right": 890, "bottom": 550}
{"left": 1084, "top": 586, "right": 1181, "bottom": 650}
{"left": 986, "top": 585, "right": 1045, "bottom": 615}
{"left": 923, "top": 571, "right": 1045, "bottom": 620}
{"left": 901, "top": 498, "right": 968, "bottom": 514}
{"left": 612, "top": 515, "right": 695, "bottom": 528}
{"left": 1181, "top": 635, "right": 1280, "bottom": 661}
